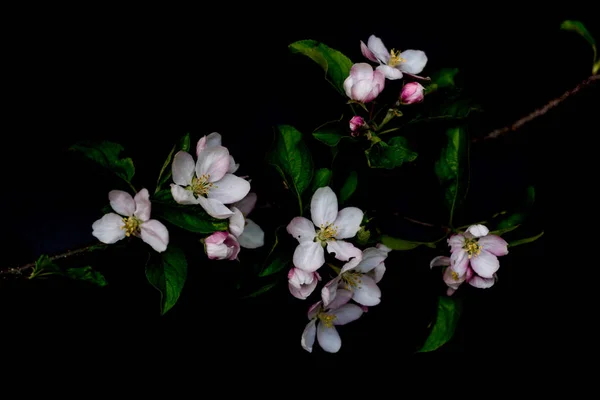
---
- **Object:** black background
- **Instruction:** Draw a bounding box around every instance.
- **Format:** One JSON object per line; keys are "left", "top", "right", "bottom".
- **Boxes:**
{"left": 1, "top": 6, "right": 590, "bottom": 365}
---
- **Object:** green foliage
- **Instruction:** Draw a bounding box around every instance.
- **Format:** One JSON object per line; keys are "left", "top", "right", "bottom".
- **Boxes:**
{"left": 366, "top": 136, "right": 418, "bottom": 169}
{"left": 155, "top": 133, "right": 191, "bottom": 193}
{"left": 145, "top": 246, "right": 188, "bottom": 315}
{"left": 418, "top": 296, "right": 461, "bottom": 352}
{"left": 426, "top": 68, "right": 459, "bottom": 94}
{"left": 380, "top": 235, "right": 437, "bottom": 250}
{"left": 339, "top": 171, "right": 358, "bottom": 204}
{"left": 154, "top": 203, "right": 229, "bottom": 234}
{"left": 311, "top": 168, "right": 333, "bottom": 191}
{"left": 30, "top": 254, "right": 107, "bottom": 287}
{"left": 509, "top": 231, "right": 544, "bottom": 247}
{"left": 561, "top": 20, "right": 597, "bottom": 72}
{"left": 70, "top": 141, "right": 135, "bottom": 186}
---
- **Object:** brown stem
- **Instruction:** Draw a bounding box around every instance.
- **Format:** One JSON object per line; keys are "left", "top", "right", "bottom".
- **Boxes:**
{"left": 474, "top": 75, "right": 599, "bottom": 142}
{"left": 0, "top": 242, "right": 106, "bottom": 277}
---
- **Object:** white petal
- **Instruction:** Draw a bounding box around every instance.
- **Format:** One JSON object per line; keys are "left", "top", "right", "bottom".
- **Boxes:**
{"left": 301, "top": 319, "right": 317, "bottom": 353}
{"left": 228, "top": 156, "right": 239, "bottom": 174}
{"left": 368, "top": 263, "right": 386, "bottom": 284}
{"left": 367, "top": 34, "right": 390, "bottom": 64}
{"left": 478, "top": 235, "right": 509, "bottom": 256}
{"left": 327, "top": 288, "right": 352, "bottom": 310}
{"left": 237, "top": 219, "right": 264, "bottom": 249}
{"left": 332, "top": 303, "right": 364, "bottom": 325}
{"left": 467, "top": 224, "right": 489, "bottom": 238}
{"left": 286, "top": 217, "right": 316, "bottom": 243}
{"left": 293, "top": 241, "right": 325, "bottom": 272}
{"left": 208, "top": 173, "right": 250, "bottom": 205}
{"left": 355, "top": 247, "right": 387, "bottom": 273}
{"left": 326, "top": 240, "right": 362, "bottom": 262}
{"left": 140, "top": 220, "right": 169, "bottom": 253}
{"left": 108, "top": 190, "right": 135, "bottom": 217}
{"left": 196, "top": 146, "right": 230, "bottom": 183}
{"left": 197, "top": 196, "right": 234, "bottom": 219}
{"left": 228, "top": 207, "right": 245, "bottom": 237}
{"left": 360, "top": 40, "right": 379, "bottom": 62}
{"left": 172, "top": 151, "right": 195, "bottom": 186}
{"left": 343, "top": 75, "right": 354, "bottom": 98}
{"left": 399, "top": 50, "right": 428, "bottom": 74}
{"left": 317, "top": 322, "right": 341, "bottom": 353}
{"left": 205, "top": 132, "right": 222, "bottom": 148}
{"left": 470, "top": 250, "right": 500, "bottom": 278}
{"left": 450, "top": 249, "right": 469, "bottom": 277}
{"left": 340, "top": 256, "right": 361, "bottom": 274}
{"left": 196, "top": 136, "right": 207, "bottom": 158}
{"left": 351, "top": 79, "right": 375, "bottom": 102}
{"left": 468, "top": 275, "right": 496, "bottom": 289}
{"left": 308, "top": 301, "right": 322, "bottom": 320}
{"left": 288, "top": 278, "right": 318, "bottom": 300}
{"left": 133, "top": 188, "right": 151, "bottom": 221}
{"left": 448, "top": 234, "right": 465, "bottom": 252}
{"left": 430, "top": 255, "right": 451, "bottom": 269}
{"left": 170, "top": 184, "right": 199, "bottom": 205}
{"left": 349, "top": 62, "right": 376, "bottom": 81}
{"left": 233, "top": 192, "right": 257, "bottom": 217}
{"left": 92, "top": 213, "right": 126, "bottom": 244}
{"left": 376, "top": 64, "right": 403, "bottom": 80}
{"left": 321, "top": 277, "right": 341, "bottom": 307}
{"left": 311, "top": 186, "right": 338, "bottom": 227}
{"left": 352, "top": 275, "right": 381, "bottom": 306}
{"left": 333, "top": 207, "right": 363, "bottom": 239}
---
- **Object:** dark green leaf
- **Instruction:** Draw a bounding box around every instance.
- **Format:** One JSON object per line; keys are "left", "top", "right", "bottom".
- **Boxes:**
{"left": 366, "top": 136, "right": 418, "bottom": 169}
{"left": 492, "top": 186, "right": 535, "bottom": 234}
{"left": 153, "top": 189, "right": 174, "bottom": 203}
{"left": 30, "top": 255, "right": 107, "bottom": 287}
{"left": 311, "top": 168, "right": 332, "bottom": 191}
{"left": 154, "top": 204, "right": 228, "bottom": 234}
{"left": 561, "top": 20, "right": 597, "bottom": 64}
{"left": 289, "top": 40, "right": 353, "bottom": 95}
{"left": 426, "top": 68, "right": 459, "bottom": 93}
{"left": 145, "top": 246, "right": 188, "bottom": 315}
{"left": 435, "top": 127, "right": 469, "bottom": 225}
{"left": 418, "top": 296, "right": 461, "bottom": 352}
{"left": 243, "top": 282, "right": 279, "bottom": 298}
{"left": 509, "top": 231, "right": 544, "bottom": 247}
{"left": 31, "top": 254, "right": 60, "bottom": 277}
{"left": 381, "top": 235, "right": 436, "bottom": 250}
{"left": 65, "top": 266, "right": 108, "bottom": 287}
{"left": 259, "top": 257, "right": 289, "bottom": 277}
{"left": 155, "top": 133, "right": 191, "bottom": 193}
{"left": 339, "top": 171, "right": 358, "bottom": 203}
{"left": 70, "top": 141, "right": 135, "bottom": 183}
{"left": 313, "top": 130, "right": 344, "bottom": 146}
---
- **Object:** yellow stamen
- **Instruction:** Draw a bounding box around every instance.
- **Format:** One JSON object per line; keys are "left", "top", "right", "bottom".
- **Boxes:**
{"left": 121, "top": 216, "right": 141, "bottom": 237}
{"left": 388, "top": 49, "right": 406, "bottom": 67}
{"left": 342, "top": 271, "right": 362, "bottom": 290}
{"left": 189, "top": 174, "right": 214, "bottom": 196}
{"left": 317, "top": 223, "right": 338, "bottom": 242}
{"left": 318, "top": 312, "right": 337, "bottom": 328}
{"left": 463, "top": 238, "right": 482, "bottom": 259}
{"left": 451, "top": 270, "right": 460, "bottom": 281}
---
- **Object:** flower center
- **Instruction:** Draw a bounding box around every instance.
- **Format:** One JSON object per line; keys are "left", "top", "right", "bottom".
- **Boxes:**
{"left": 318, "top": 312, "right": 337, "bottom": 328}
{"left": 189, "top": 174, "right": 214, "bottom": 197}
{"left": 342, "top": 271, "right": 362, "bottom": 290}
{"left": 316, "top": 223, "right": 338, "bottom": 243}
{"left": 463, "top": 238, "right": 481, "bottom": 259}
{"left": 388, "top": 49, "right": 406, "bottom": 67}
{"left": 122, "top": 216, "right": 142, "bottom": 237}
{"left": 451, "top": 270, "right": 460, "bottom": 281}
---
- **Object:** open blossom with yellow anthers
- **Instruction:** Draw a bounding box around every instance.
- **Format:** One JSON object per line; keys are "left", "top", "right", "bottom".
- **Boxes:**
{"left": 301, "top": 290, "right": 364, "bottom": 353}
{"left": 286, "top": 186, "right": 364, "bottom": 272}
{"left": 360, "top": 34, "right": 428, "bottom": 80}
{"left": 92, "top": 189, "right": 169, "bottom": 253}
{"left": 170, "top": 136, "right": 250, "bottom": 219}
{"left": 321, "top": 246, "right": 389, "bottom": 308}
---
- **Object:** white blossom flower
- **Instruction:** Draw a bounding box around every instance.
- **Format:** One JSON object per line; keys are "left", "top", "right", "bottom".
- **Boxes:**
{"left": 361, "top": 34, "right": 428, "bottom": 80}
{"left": 228, "top": 192, "right": 264, "bottom": 249}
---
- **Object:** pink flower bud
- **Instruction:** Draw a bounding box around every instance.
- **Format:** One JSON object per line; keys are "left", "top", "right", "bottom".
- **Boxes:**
{"left": 343, "top": 63, "right": 385, "bottom": 103}
{"left": 204, "top": 231, "right": 240, "bottom": 260}
{"left": 288, "top": 268, "right": 321, "bottom": 300}
{"left": 349, "top": 116, "right": 366, "bottom": 136}
{"left": 400, "top": 82, "right": 425, "bottom": 105}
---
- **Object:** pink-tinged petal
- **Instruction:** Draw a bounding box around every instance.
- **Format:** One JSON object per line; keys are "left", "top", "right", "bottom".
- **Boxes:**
{"left": 450, "top": 249, "right": 469, "bottom": 277}
{"left": 430, "top": 255, "right": 451, "bottom": 269}
{"left": 399, "top": 50, "right": 427, "bottom": 74}
{"left": 224, "top": 233, "right": 240, "bottom": 260}
{"left": 352, "top": 275, "right": 381, "bottom": 306}
{"left": 340, "top": 256, "right": 361, "bottom": 274}
{"left": 196, "top": 146, "right": 230, "bottom": 183}
{"left": 197, "top": 196, "right": 234, "bottom": 219}
{"left": 172, "top": 151, "right": 195, "bottom": 186}
{"left": 355, "top": 247, "right": 387, "bottom": 273}
{"left": 205, "top": 231, "right": 228, "bottom": 244}
{"left": 205, "top": 132, "right": 222, "bottom": 148}
{"left": 133, "top": 188, "right": 151, "bottom": 222}
{"left": 170, "top": 184, "right": 199, "bottom": 205}
{"left": 108, "top": 190, "right": 135, "bottom": 217}
{"left": 360, "top": 40, "right": 379, "bottom": 62}
{"left": 343, "top": 75, "right": 354, "bottom": 98}
{"left": 466, "top": 266, "right": 474, "bottom": 281}
{"left": 376, "top": 64, "right": 403, "bottom": 80}
{"left": 286, "top": 216, "right": 316, "bottom": 243}
{"left": 327, "top": 288, "right": 352, "bottom": 310}
{"left": 327, "top": 240, "right": 362, "bottom": 262}
{"left": 289, "top": 267, "right": 314, "bottom": 288}
{"left": 443, "top": 266, "right": 465, "bottom": 290}
{"left": 367, "top": 35, "right": 390, "bottom": 64}
{"left": 237, "top": 219, "right": 264, "bottom": 249}
{"left": 376, "top": 243, "right": 392, "bottom": 253}
{"left": 349, "top": 62, "right": 376, "bottom": 81}
{"left": 228, "top": 207, "right": 245, "bottom": 237}
{"left": 233, "top": 192, "right": 257, "bottom": 217}
{"left": 289, "top": 278, "right": 318, "bottom": 300}
{"left": 368, "top": 263, "right": 386, "bottom": 284}
{"left": 332, "top": 303, "right": 364, "bottom": 325}
{"left": 311, "top": 186, "right": 338, "bottom": 227}
{"left": 333, "top": 207, "right": 363, "bottom": 239}
{"left": 478, "top": 235, "right": 509, "bottom": 256}
{"left": 205, "top": 242, "right": 229, "bottom": 260}
{"left": 447, "top": 287, "right": 456, "bottom": 296}
{"left": 468, "top": 275, "right": 496, "bottom": 289}
{"left": 293, "top": 241, "right": 325, "bottom": 272}
{"left": 470, "top": 250, "right": 500, "bottom": 278}
{"left": 317, "top": 322, "right": 341, "bottom": 353}
{"left": 92, "top": 213, "right": 126, "bottom": 244}
{"left": 228, "top": 156, "right": 239, "bottom": 174}
{"left": 467, "top": 224, "right": 489, "bottom": 238}
{"left": 447, "top": 234, "right": 465, "bottom": 252}
{"left": 373, "top": 69, "right": 386, "bottom": 89}
{"left": 196, "top": 136, "right": 207, "bottom": 158}
{"left": 351, "top": 79, "right": 374, "bottom": 102}
{"left": 308, "top": 301, "right": 322, "bottom": 320}
{"left": 208, "top": 173, "right": 250, "bottom": 205}
{"left": 321, "top": 277, "right": 342, "bottom": 307}
{"left": 140, "top": 219, "right": 169, "bottom": 253}
{"left": 301, "top": 319, "right": 317, "bottom": 353}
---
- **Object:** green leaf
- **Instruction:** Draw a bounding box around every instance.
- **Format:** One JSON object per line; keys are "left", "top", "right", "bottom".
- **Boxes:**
{"left": 313, "top": 130, "right": 344, "bottom": 147}
{"left": 70, "top": 141, "right": 135, "bottom": 184}
{"left": 435, "top": 127, "right": 469, "bottom": 226}
{"left": 492, "top": 186, "right": 535, "bottom": 234}
{"left": 243, "top": 282, "right": 279, "bottom": 298}
{"left": 259, "top": 257, "right": 289, "bottom": 277}
{"left": 268, "top": 125, "right": 314, "bottom": 214}
{"left": 65, "top": 266, "right": 108, "bottom": 287}
{"left": 154, "top": 204, "right": 228, "bottom": 234}
{"left": 145, "top": 246, "right": 188, "bottom": 315}
{"left": 418, "top": 296, "right": 461, "bottom": 352}
{"left": 381, "top": 235, "right": 436, "bottom": 250}
{"left": 366, "top": 136, "right": 418, "bottom": 169}
{"left": 155, "top": 133, "right": 191, "bottom": 193}
{"left": 311, "top": 168, "right": 332, "bottom": 191}
{"left": 289, "top": 40, "right": 353, "bottom": 95}
{"left": 509, "top": 231, "right": 544, "bottom": 247}
{"left": 339, "top": 171, "right": 358, "bottom": 204}
{"left": 561, "top": 20, "right": 597, "bottom": 65}
{"left": 426, "top": 68, "right": 459, "bottom": 93}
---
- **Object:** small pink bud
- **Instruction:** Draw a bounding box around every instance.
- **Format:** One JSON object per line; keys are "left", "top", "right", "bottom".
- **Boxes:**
{"left": 204, "top": 231, "right": 240, "bottom": 260}
{"left": 349, "top": 116, "right": 366, "bottom": 136}
{"left": 400, "top": 82, "right": 425, "bottom": 105}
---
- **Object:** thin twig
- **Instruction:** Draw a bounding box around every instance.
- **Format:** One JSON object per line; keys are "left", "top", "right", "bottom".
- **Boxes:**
{"left": 474, "top": 74, "right": 599, "bottom": 142}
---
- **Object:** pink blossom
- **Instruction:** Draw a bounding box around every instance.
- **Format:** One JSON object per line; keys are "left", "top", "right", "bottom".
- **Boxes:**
{"left": 288, "top": 268, "right": 321, "bottom": 300}
{"left": 400, "top": 82, "right": 425, "bottom": 104}
{"left": 360, "top": 34, "right": 428, "bottom": 80}
{"left": 343, "top": 63, "right": 385, "bottom": 103}
{"left": 204, "top": 231, "right": 240, "bottom": 260}
{"left": 349, "top": 116, "right": 366, "bottom": 136}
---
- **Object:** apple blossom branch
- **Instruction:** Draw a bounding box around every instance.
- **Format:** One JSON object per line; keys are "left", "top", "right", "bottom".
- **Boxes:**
{"left": 474, "top": 74, "right": 599, "bottom": 142}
